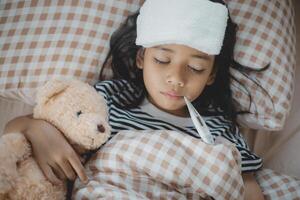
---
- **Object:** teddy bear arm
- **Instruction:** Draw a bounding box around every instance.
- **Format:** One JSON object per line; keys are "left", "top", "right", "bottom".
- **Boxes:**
{"left": 0, "top": 133, "right": 32, "bottom": 194}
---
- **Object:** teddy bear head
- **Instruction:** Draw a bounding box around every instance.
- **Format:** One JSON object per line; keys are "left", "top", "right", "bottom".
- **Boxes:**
{"left": 33, "top": 79, "right": 111, "bottom": 152}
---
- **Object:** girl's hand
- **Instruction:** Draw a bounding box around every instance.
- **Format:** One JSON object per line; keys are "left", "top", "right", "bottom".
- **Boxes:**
{"left": 242, "top": 172, "right": 265, "bottom": 200}
{"left": 4, "top": 115, "right": 88, "bottom": 185}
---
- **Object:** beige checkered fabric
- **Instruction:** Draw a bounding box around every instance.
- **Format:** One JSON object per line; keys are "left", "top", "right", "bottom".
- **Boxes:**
{"left": 255, "top": 168, "right": 300, "bottom": 200}
{"left": 73, "top": 130, "right": 244, "bottom": 200}
{"left": 0, "top": 0, "right": 144, "bottom": 103}
{"left": 225, "top": 0, "right": 296, "bottom": 130}
{"left": 0, "top": 0, "right": 296, "bottom": 129}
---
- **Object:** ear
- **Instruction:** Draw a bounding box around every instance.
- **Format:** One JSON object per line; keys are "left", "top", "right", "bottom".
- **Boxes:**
{"left": 136, "top": 48, "right": 144, "bottom": 69}
{"left": 35, "top": 78, "right": 70, "bottom": 105}
{"left": 206, "top": 72, "right": 216, "bottom": 86}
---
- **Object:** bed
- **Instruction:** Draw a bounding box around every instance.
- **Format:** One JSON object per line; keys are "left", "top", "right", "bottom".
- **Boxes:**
{"left": 0, "top": 0, "right": 299, "bottom": 199}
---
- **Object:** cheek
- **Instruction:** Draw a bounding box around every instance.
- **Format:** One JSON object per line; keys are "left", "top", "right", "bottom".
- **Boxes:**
{"left": 189, "top": 87, "right": 204, "bottom": 101}
{"left": 143, "top": 67, "right": 153, "bottom": 83}
{"left": 142, "top": 61, "right": 164, "bottom": 83}
{"left": 143, "top": 67, "right": 161, "bottom": 95}
{"left": 186, "top": 78, "right": 209, "bottom": 100}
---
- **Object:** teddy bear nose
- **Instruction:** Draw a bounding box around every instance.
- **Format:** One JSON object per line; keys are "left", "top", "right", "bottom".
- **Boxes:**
{"left": 97, "top": 124, "right": 105, "bottom": 133}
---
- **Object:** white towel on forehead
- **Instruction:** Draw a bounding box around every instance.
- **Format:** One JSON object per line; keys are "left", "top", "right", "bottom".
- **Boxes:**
{"left": 136, "top": 0, "right": 228, "bottom": 55}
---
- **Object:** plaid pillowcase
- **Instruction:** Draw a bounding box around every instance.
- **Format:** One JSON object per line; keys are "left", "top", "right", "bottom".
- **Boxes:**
{"left": 225, "top": 0, "right": 296, "bottom": 130}
{"left": 0, "top": 0, "right": 144, "bottom": 104}
{"left": 0, "top": 0, "right": 296, "bottom": 130}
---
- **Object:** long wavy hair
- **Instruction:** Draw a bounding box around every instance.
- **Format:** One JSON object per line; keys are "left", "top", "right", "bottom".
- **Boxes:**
{"left": 99, "top": 0, "right": 269, "bottom": 124}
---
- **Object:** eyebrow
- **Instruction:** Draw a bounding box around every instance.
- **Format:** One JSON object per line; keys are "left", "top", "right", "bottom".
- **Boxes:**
{"left": 153, "top": 46, "right": 210, "bottom": 60}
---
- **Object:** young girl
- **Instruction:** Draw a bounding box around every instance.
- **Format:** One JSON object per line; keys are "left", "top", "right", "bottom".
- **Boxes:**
{"left": 4, "top": 0, "right": 265, "bottom": 199}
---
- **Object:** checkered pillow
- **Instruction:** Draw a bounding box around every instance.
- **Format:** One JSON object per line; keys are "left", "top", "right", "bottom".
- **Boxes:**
{"left": 0, "top": 0, "right": 296, "bottom": 130}
{"left": 0, "top": 0, "right": 144, "bottom": 104}
{"left": 73, "top": 130, "right": 244, "bottom": 200}
{"left": 225, "top": 0, "right": 296, "bottom": 130}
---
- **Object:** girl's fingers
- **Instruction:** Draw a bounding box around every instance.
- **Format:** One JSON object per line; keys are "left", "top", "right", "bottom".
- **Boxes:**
{"left": 52, "top": 163, "right": 67, "bottom": 180}
{"left": 40, "top": 163, "right": 61, "bottom": 185}
{"left": 60, "top": 159, "right": 76, "bottom": 181}
{"left": 69, "top": 154, "right": 88, "bottom": 184}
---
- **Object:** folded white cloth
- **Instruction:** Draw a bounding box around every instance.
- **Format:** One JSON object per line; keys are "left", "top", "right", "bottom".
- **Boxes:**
{"left": 136, "top": 0, "right": 228, "bottom": 55}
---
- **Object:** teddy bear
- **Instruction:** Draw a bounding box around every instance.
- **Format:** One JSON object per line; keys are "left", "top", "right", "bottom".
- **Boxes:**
{"left": 0, "top": 79, "right": 111, "bottom": 200}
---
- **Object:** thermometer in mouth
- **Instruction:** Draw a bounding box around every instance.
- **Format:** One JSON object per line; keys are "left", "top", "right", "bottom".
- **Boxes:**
{"left": 184, "top": 96, "right": 214, "bottom": 145}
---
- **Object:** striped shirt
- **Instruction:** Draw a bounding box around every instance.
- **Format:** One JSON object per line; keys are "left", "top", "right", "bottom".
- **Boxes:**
{"left": 94, "top": 79, "right": 262, "bottom": 172}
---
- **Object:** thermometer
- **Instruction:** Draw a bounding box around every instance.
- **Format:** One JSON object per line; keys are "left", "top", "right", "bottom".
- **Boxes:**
{"left": 184, "top": 96, "right": 214, "bottom": 145}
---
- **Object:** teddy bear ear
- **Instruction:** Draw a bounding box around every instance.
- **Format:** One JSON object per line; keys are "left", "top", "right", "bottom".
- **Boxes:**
{"left": 35, "top": 78, "right": 70, "bottom": 105}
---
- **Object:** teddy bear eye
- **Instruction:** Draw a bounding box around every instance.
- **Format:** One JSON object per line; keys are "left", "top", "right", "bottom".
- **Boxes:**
{"left": 76, "top": 110, "right": 82, "bottom": 117}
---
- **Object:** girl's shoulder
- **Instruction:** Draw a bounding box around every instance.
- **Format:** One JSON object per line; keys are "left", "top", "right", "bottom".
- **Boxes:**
{"left": 204, "top": 113, "right": 239, "bottom": 133}
{"left": 94, "top": 79, "right": 143, "bottom": 107}
{"left": 94, "top": 79, "right": 139, "bottom": 96}
{"left": 94, "top": 79, "right": 130, "bottom": 92}
{"left": 204, "top": 114, "right": 233, "bottom": 126}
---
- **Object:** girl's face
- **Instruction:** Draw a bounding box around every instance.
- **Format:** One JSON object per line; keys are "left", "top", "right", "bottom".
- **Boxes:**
{"left": 137, "top": 44, "right": 215, "bottom": 117}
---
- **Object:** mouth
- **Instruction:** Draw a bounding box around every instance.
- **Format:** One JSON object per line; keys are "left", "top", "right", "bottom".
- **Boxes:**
{"left": 161, "top": 91, "right": 183, "bottom": 100}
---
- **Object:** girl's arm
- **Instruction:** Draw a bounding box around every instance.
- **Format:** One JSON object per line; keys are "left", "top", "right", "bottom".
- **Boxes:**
{"left": 3, "top": 115, "right": 88, "bottom": 185}
{"left": 242, "top": 172, "right": 265, "bottom": 200}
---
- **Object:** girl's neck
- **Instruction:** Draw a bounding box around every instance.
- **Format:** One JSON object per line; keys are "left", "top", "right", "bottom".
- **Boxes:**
{"left": 146, "top": 96, "right": 189, "bottom": 117}
{"left": 140, "top": 97, "right": 194, "bottom": 127}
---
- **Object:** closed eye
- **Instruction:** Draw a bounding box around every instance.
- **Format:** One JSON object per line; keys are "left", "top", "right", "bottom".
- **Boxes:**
{"left": 188, "top": 65, "right": 206, "bottom": 73}
{"left": 154, "top": 58, "right": 169, "bottom": 64}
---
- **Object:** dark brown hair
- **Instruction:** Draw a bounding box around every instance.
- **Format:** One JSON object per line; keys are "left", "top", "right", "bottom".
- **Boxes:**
{"left": 99, "top": 0, "right": 270, "bottom": 124}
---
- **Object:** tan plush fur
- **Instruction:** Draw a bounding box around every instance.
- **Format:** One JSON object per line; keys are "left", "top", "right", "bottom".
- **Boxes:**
{"left": 0, "top": 79, "right": 111, "bottom": 200}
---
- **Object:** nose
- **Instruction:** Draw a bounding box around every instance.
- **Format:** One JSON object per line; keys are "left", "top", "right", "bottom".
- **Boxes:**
{"left": 166, "top": 79, "right": 184, "bottom": 87}
{"left": 166, "top": 66, "right": 185, "bottom": 87}
{"left": 97, "top": 124, "right": 105, "bottom": 133}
